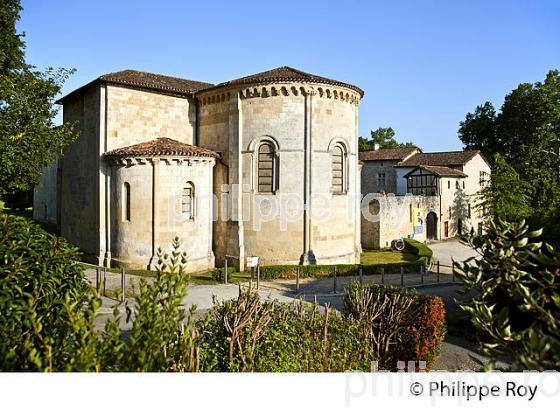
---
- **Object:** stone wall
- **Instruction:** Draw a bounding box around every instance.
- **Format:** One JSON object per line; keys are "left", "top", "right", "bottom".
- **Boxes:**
{"left": 198, "top": 82, "right": 362, "bottom": 266}
{"left": 33, "top": 160, "right": 59, "bottom": 225}
{"left": 361, "top": 160, "right": 400, "bottom": 195}
{"left": 361, "top": 194, "right": 439, "bottom": 249}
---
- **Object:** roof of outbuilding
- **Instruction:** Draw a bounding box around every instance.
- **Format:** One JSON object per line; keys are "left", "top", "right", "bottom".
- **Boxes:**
{"left": 396, "top": 150, "right": 483, "bottom": 167}
{"left": 57, "top": 70, "right": 214, "bottom": 103}
{"left": 210, "top": 66, "right": 364, "bottom": 96}
{"left": 103, "top": 138, "right": 220, "bottom": 159}
{"left": 405, "top": 165, "right": 467, "bottom": 178}
{"left": 359, "top": 147, "right": 420, "bottom": 161}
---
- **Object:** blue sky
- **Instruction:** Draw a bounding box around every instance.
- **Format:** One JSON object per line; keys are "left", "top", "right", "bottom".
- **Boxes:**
{"left": 19, "top": 0, "right": 560, "bottom": 151}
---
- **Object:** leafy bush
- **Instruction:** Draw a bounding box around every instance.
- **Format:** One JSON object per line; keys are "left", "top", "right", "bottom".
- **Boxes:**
{"left": 343, "top": 283, "right": 445, "bottom": 369}
{"left": 211, "top": 266, "right": 236, "bottom": 282}
{"left": 404, "top": 238, "right": 433, "bottom": 266}
{"left": 454, "top": 219, "right": 560, "bottom": 371}
{"left": 0, "top": 214, "right": 99, "bottom": 371}
{"left": 258, "top": 262, "right": 422, "bottom": 280}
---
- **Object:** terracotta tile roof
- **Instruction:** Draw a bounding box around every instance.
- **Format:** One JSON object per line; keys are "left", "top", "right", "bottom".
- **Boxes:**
{"left": 103, "top": 138, "right": 220, "bottom": 159}
{"left": 396, "top": 150, "right": 481, "bottom": 167}
{"left": 405, "top": 165, "right": 467, "bottom": 178}
{"left": 211, "top": 66, "right": 364, "bottom": 96}
{"left": 359, "top": 147, "right": 420, "bottom": 161}
{"left": 57, "top": 70, "right": 213, "bottom": 103}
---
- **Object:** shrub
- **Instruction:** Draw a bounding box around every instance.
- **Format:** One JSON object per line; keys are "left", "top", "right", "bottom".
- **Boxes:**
{"left": 404, "top": 238, "right": 433, "bottom": 266}
{"left": 211, "top": 266, "right": 236, "bottom": 282}
{"left": 454, "top": 219, "right": 560, "bottom": 371}
{"left": 0, "top": 214, "right": 100, "bottom": 371}
{"left": 197, "top": 283, "right": 445, "bottom": 371}
{"left": 343, "top": 283, "right": 445, "bottom": 369}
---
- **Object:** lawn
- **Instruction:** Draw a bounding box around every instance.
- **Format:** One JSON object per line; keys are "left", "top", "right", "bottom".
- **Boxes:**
{"left": 360, "top": 249, "right": 417, "bottom": 265}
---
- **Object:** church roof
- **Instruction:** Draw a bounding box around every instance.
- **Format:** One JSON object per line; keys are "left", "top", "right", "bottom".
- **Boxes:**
{"left": 103, "top": 138, "right": 220, "bottom": 159}
{"left": 404, "top": 165, "right": 467, "bottom": 178}
{"left": 57, "top": 70, "right": 214, "bottom": 103}
{"left": 211, "top": 66, "right": 364, "bottom": 96}
{"left": 396, "top": 150, "right": 483, "bottom": 167}
{"left": 359, "top": 147, "right": 420, "bottom": 161}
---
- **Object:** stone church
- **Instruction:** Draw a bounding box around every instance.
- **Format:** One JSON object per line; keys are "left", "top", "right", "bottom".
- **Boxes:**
{"left": 33, "top": 67, "right": 364, "bottom": 272}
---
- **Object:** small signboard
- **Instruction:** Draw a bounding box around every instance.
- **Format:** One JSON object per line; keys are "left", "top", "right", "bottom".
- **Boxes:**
{"left": 246, "top": 256, "right": 259, "bottom": 268}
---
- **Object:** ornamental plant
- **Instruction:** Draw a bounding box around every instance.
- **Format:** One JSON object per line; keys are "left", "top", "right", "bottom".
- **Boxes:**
{"left": 454, "top": 219, "right": 560, "bottom": 370}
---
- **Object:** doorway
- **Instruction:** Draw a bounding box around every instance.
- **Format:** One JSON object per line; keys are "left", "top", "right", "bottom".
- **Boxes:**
{"left": 426, "top": 212, "right": 438, "bottom": 240}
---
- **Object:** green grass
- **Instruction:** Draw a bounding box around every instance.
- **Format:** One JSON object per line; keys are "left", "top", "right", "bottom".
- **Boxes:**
{"left": 360, "top": 249, "right": 418, "bottom": 265}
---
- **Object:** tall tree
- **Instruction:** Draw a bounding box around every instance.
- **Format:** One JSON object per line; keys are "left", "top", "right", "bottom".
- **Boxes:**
{"left": 0, "top": 0, "right": 76, "bottom": 195}
{"left": 359, "top": 127, "right": 416, "bottom": 151}
{"left": 458, "top": 101, "right": 497, "bottom": 160}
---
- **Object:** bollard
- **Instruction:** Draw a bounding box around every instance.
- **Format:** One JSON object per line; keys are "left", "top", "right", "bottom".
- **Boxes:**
{"left": 224, "top": 258, "right": 228, "bottom": 285}
{"left": 333, "top": 266, "right": 337, "bottom": 293}
{"left": 296, "top": 266, "right": 300, "bottom": 293}
{"left": 381, "top": 267, "right": 385, "bottom": 285}
{"left": 437, "top": 261, "right": 440, "bottom": 283}
{"left": 256, "top": 264, "right": 260, "bottom": 290}
{"left": 103, "top": 266, "right": 107, "bottom": 297}
{"left": 400, "top": 266, "right": 404, "bottom": 287}
{"left": 359, "top": 265, "right": 363, "bottom": 285}
{"left": 96, "top": 267, "right": 100, "bottom": 291}
{"left": 421, "top": 264, "right": 424, "bottom": 285}
{"left": 120, "top": 267, "right": 125, "bottom": 302}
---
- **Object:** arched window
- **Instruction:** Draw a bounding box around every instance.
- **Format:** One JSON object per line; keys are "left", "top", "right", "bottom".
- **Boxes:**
{"left": 182, "top": 182, "right": 195, "bottom": 219}
{"left": 331, "top": 144, "right": 345, "bottom": 194}
{"left": 257, "top": 142, "right": 276, "bottom": 193}
{"left": 123, "top": 182, "right": 131, "bottom": 222}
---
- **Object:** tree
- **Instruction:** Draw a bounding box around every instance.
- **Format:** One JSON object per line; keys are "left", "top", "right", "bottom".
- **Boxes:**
{"left": 460, "top": 70, "right": 560, "bottom": 239}
{"left": 359, "top": 127, "right": 416, "bottom": 151}
{"left": 458, "top": 101, "right": 497, "bottom": 161}
{"left": 478, "top": 154, "right": 532, "bottom": 223}
{"left": 0, "top": 0, "right": 76, "bottom": 195}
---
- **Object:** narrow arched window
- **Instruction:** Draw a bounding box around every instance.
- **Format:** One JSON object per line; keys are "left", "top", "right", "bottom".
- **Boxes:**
{"left": 331, "top": 144, "right": 345, "bottom": 194}
{"left": 257, "top": 142, "right": 276, "bottom": 193}
{"left": 182, "top": 182, "right": 195, "bottom": 219}
{"left": 123, "top": 182, "right": 131, "bottom": 221}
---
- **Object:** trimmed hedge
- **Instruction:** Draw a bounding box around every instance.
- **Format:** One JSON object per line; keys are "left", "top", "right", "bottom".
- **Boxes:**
{"left": 258, "top": 261, "right": 423, "bottom": 280}
{"left": 403, "top": 238, "right": 433, "bottom": 266}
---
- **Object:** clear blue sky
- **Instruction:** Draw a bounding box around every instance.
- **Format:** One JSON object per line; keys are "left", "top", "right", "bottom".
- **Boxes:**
{"left": 19, "top": 0, "right": 560, "bottom": 151}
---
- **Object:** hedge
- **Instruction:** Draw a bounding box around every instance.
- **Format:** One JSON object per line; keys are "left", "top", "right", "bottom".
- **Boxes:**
{"left": 257, "top": 262, "right": 423, "bottom": 280}
{"left": 198, "top": 284, "right": 446, "bottom": 371}
{"left": 343, "top": 283, "right": 446, "bottom": 369}
{"left": 403, "top": 238, "right": 433, "bottom": 266}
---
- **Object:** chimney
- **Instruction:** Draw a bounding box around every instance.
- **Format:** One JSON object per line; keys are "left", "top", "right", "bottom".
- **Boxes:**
{"left": 374, "top": 143, "right": 380, "bottom": 151}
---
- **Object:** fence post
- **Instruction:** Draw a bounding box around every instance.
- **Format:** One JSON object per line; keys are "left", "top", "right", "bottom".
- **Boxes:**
{"left": 333, "top": 266, "right": 337, "bottom": 293}
{"left": 437, "top": 261, "right": 440, "bottom": 283}
{"left": 256, "top": 263, "right": 260, "bottom": 290}
{"left": 359, "top": 264, "right": 363, "bottom": 285}
{"left": 421, "top": 264, "right": 424, "bottom": 285}
{"left": 381, "top": 266, "right": 385, "bottom": 285}
{"left": 400, "top": 266, "right": 404, "bottom": 287}
{"left": 103, "top": 266, "right": 107, "bottom": 297}
{"left": 296, "top": 266, "right": 300, "bottom": 293}
{"left": 120, "top": 267, "right": 125, "bottom": 302}
{"left": 452, "top": 266, "right": 456, "bottom": 283}
{"left": 224, "top": 258, "right": 228, "bottom": 285}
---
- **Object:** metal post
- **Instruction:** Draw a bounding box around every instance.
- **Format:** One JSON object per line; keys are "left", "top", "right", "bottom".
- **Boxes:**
{"left": 224, "top": 258, "right": 228, "bottom": 285}
{"left": 421, "top": 264, "right": 424, "bottom": 285}
{"left": 437, "top": 261, "right": 440, "bottom": 283}
{"left": 400, "top": 266, "right": 404, "bottom": 287}
{"left": 381, "top": 266, "right": 385, "bottom": 284}
{"left": 96, "top": 267, "right": 100, "bottom": 291}
{"left": 359, "top": 265, "right": 363, "bottom": 285}
{"left": 296, "top": 266, "right": 300, "bottom": 293}
{"left": 452, "top": 267, "right": 456, "bottom": 283}
{"left": 103, "top": 266, "right": 107, "bottom": 297}
{"left": 256, "top": 264, "right": 260, "bottom": 290}
{"left": 120, "top": 267, "right": 125, "bottom": 302}
{"left": 333, "top": 266, "right": 337, "bottom": 293}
